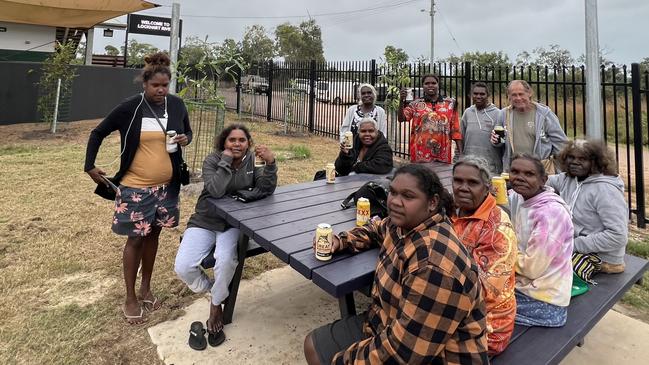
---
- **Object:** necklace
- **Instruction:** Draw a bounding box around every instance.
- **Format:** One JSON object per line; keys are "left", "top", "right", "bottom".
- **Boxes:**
{"left": 163, "top": 96, "right": 168, "bottom": 118}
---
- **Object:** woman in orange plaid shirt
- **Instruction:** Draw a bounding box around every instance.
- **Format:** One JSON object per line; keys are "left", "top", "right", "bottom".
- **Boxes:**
{"left": 398, "top": 74, "right": 462, "bottom": 163}
{"left": 305, "top": 164, "right": 488, "bottom": 365}
{"left": 451, "top": 155, "right": 518, "bottom": 355}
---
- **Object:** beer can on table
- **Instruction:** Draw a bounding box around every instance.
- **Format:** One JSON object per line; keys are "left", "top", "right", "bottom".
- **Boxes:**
{"left": 343, "top": 131, "right": 354, "bottom": 149}
{"left": 492, "top": 176, "right": 508, "bottom": 205}
{"left": 325, "top": 163, "right": 336, "bottom": 184}
{"left": 315, "top": 223, "right": 333, "bottom": 261}
{"left": 356, "top": 197, "right": 371, "bottom": 226}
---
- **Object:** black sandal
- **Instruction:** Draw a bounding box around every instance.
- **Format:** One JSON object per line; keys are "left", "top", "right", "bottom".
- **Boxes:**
{"left": 188, "top": 321, "right": 207, "bottom": 351}
{"left": 207, "top": 321, "right": 226, "bottom": 347}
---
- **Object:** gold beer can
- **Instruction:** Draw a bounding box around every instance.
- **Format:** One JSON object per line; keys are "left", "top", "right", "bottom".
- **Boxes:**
{"left": 356, "top": 197, "right": 371, "bottom": 226}
{"left": 492, "top": 176, "right": 508, "bottom": 205}
{"left": 344, "top": 131, "right": 354, "bottom": 149}
{"left": 326, "top": 163, "right": 336, "bottom": 184}
{"left": 315, "top": 223, "right": 333, "bottom": 261}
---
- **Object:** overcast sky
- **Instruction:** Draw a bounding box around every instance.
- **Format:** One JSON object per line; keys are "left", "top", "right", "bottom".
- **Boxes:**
{"left": 94, "top": 0, "right": 648, "bottom": 65}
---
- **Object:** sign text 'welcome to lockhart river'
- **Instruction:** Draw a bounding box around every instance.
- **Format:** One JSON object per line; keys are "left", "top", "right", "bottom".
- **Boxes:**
{"left": 127, "top": 14, "right": 182, "bottom": 37}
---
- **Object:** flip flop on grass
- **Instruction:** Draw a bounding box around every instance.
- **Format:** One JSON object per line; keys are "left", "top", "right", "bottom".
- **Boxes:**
{"left": 142, "top": 297, "right": 162, "bottom": 312}
{"left": 122, "top": 306, "right": 145, "bottom": 325}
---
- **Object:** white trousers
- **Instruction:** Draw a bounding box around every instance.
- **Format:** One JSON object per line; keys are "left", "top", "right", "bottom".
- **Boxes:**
{"left": 174, "top": 227, "right": 240, "bottom": 305}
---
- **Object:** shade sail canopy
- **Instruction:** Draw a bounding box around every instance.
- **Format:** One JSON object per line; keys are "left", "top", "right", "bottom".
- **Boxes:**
{"left": 0, "top": 0, "right": 158, "bottom": 28}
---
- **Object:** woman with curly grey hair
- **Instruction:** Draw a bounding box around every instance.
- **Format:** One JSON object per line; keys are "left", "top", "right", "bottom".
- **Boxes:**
{"left": 547, "top": 139, "right": 628, "bottom": 273}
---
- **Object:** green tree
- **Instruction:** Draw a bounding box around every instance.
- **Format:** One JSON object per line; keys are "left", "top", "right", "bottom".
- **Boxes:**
{"left": 36, "top": 41, "right": 78, "bottom": 129}
{"left": 121, "top": 39, "right": 159, "bottom": 66}
{"left": 241, "top": 25, "right": 275, "bottom": 64}
{"left": 444, "top": 51, "right": 511, "bottom": 68}
{"left": 531, "top": 44, "right": 574, "bottom": 66}
{"left": 274, "top": 19, "right": 324, "bottom": 62}
{"left": 104, "top": 45, "right": 120, "bottom": 56}
{"left": 384, "top": 45, "right": 409, "bottom": 65}
{"left": 640, "top": 57, "right": 649, "bottom": 73}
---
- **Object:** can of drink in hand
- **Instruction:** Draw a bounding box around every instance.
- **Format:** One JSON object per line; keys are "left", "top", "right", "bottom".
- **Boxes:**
{"left": 254, "top": 154, "right": 266, "bottom": 167}
{"left": 492, "top": 176, "right": 508, "bottom": 205}
{"left": 325, "top": 163, "right": 336, "bottom": 184}
{"left": 166, "top": 130, "right": 178, "bottom": 153}
{"left": 356, "top": 197, "right": 371, "bottom": 226}
{"left": 493, "top": 126, "right": 506, "bottom": 144}
{"left": 405, "top": 88, "right": 414, "bottom": 102}
{"left": 343, "top": 131, "right": 354, "bottom": 149}
{"left": 315, "top": 223, "right": 333, "bottom": 261}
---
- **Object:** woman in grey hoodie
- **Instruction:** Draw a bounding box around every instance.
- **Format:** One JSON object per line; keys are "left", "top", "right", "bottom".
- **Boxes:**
{"left": 175, "top": 124, "right": 278, "bottom": 348}
{"left": 547, "top": 139, "right": 628, "bottom": 273}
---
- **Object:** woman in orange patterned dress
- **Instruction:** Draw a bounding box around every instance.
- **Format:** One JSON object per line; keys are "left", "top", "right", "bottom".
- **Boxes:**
{"left": 451, "top": 155, "right": 518, "bottom": 355}
{"left": 398, "top": 74, "right": 462, "bottom": 163}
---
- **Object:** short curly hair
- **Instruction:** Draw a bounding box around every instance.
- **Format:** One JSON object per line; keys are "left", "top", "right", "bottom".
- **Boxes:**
{"left": 556, "top": 139, "right": 617, "bottom": 176}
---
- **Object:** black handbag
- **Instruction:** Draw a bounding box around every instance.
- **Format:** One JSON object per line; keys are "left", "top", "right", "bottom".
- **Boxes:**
{"left": 180, "top": 161, "right": 190, "bottom": 185}
{"left": 94, "top": 176, "right": 119, "bottom": 201}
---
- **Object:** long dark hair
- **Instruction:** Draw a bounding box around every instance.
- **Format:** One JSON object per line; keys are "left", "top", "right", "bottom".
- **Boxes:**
{"left": 393, "top": 164, "right": 454, "bottom": 215}
{"left": 216, "top": 123, "right": 253, "bottom": 152}
{"left": 139, "top": 52, "right": 172, "bottom": 82}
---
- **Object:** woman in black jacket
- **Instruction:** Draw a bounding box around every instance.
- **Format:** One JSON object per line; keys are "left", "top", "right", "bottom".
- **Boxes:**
{"left": 335, "top": 117, "right": 393, "bottom": 176}
{"left": 84, "top": 52, "right": 192, "bottom": 324}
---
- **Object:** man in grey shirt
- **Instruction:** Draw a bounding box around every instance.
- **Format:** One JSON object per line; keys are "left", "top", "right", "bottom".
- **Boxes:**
{"left": 491, "top": 80, "right": 568, "bottom": 173}
{"left": 459, "top": 82, "right": 503, "bottom": 174}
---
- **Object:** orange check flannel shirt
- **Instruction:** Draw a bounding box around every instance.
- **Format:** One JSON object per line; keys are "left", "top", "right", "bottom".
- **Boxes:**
{"left": 333, "top": 214, "right": 489, "bottom": 365}
{"left": 452, "top": 194, "right": 518, "bottom": 355}
{"left": 403, "top": 96, "right": 461, "bottom": 163}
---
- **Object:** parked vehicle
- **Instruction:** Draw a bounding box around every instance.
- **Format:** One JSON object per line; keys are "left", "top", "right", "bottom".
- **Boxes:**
{"left": 315, "top": 80, "right": 357, "bottom": 105}
{"left": 242, "top": 75, "right": 269, "bottom": 95}
{"left": 293, "top": 78, "right": 312, "bottom": 94}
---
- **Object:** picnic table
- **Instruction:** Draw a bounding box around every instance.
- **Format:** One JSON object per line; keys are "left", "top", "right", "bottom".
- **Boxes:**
{"left": 208, "top": 162, "right": 454, "bottom": 320}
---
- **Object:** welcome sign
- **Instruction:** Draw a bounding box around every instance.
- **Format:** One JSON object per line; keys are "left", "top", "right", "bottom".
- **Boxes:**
{"left": 128, "top": 14, "right": 182, "bottom": 37}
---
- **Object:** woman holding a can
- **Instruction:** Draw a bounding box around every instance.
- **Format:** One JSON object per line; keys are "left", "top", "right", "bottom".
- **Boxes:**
{"left": 451, "top": 155, "right": 517, "bottom": 355}
{"left": 339, "top": 83, "right": 387, "bottom": 142}
{"left": 175, "top": 124, "right": 277, "bottom": 349}
{"left": 84, "top": 52, "right": 192, "bottom": 324}
{"left": 335, "top": 117, "right": 393, "bottom": 176}
{"left": 305, "top": 164, "right": 488, "bottom": 364}
{"left": 508, "top": 154, "right": 574, "bottom": 327}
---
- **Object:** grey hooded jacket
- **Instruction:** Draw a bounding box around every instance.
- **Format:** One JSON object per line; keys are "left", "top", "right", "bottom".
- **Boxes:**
{"left": 496, "top": 102, "right": 568, "bottom": 172}
{"left": 547, "top": 173, "right": 628, "bottom": 264}
{"left": 460, "top": 103, "right": 503, "bottom": 174}
{"left": 187, "top": 150, "right": 278, "bottom": 232}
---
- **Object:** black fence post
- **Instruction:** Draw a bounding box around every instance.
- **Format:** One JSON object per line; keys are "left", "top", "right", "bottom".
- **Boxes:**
{"left": 370, "top": 59, "right": 377, "bottom": 86}
{"left": 631, "top": 63, "right": 646, "bottom": 228}
{"left": 463, "top": 61, "right": 472, "bottom": 111}
{"left": 267, "top": 60, "right": 273, "bottom": 121}
{"left": 235, "top": 65, "right": 242, "bottom": 115}
{"left": 308, "top": 59, "right": 316, "bottom": 132}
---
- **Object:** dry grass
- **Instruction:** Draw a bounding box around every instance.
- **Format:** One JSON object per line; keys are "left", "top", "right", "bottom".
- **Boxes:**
{"left": 0, "top": 113, "right": 340, "bottom": 364}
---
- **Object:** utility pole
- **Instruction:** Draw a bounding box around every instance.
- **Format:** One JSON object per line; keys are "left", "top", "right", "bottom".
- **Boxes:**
{"left": 84, "top": 28, "right": 94, "bottom": 65}
{"left": 430, "top": 0, "right": 435, "bottom": 65}
{"left": 585, "top": 0, "right": 603, "bottom": 140}
{"left": 169, "top": 2, "right": 180, "bottom": 94}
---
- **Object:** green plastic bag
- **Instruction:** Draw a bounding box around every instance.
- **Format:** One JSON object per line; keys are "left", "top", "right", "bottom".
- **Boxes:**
{"left": 571, "top": 272, "right": 590, "bottom": 297}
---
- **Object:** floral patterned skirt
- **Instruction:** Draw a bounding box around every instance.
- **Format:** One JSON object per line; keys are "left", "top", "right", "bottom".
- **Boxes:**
{"left": 112, "top": 184, "right": 179, "bottom": 237}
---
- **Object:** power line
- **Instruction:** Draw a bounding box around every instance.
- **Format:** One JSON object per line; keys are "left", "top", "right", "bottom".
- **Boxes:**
{"left": 146, "top": 0, "right": 423, "bottom": 20}
{"left": 434, "top": 2, "right": 463, "bottom": 54}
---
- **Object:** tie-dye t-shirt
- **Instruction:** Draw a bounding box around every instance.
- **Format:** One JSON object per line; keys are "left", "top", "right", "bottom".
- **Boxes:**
{"left": 509, "top": 187, "right": 574, "bottom": 307}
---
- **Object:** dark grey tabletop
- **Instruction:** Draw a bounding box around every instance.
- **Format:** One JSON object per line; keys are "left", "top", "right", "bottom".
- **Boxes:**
{"left": 208, "top": 162, "right": 454, "bottom": 298}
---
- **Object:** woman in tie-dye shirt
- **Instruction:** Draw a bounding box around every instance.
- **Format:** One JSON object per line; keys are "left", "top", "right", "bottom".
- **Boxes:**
{"left": 508, "top": 154, "right": 574, "bottom": 327}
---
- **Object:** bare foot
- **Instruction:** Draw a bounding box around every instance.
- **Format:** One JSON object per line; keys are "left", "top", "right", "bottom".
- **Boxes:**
{"left": 123, "top": 299, "right": 144, "bottom": 325}
{"left": 206, "top": 303, "right": 224, "bottom": 334}
{"left": 139, "top": 290, "right": 162, "bottom": 312}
